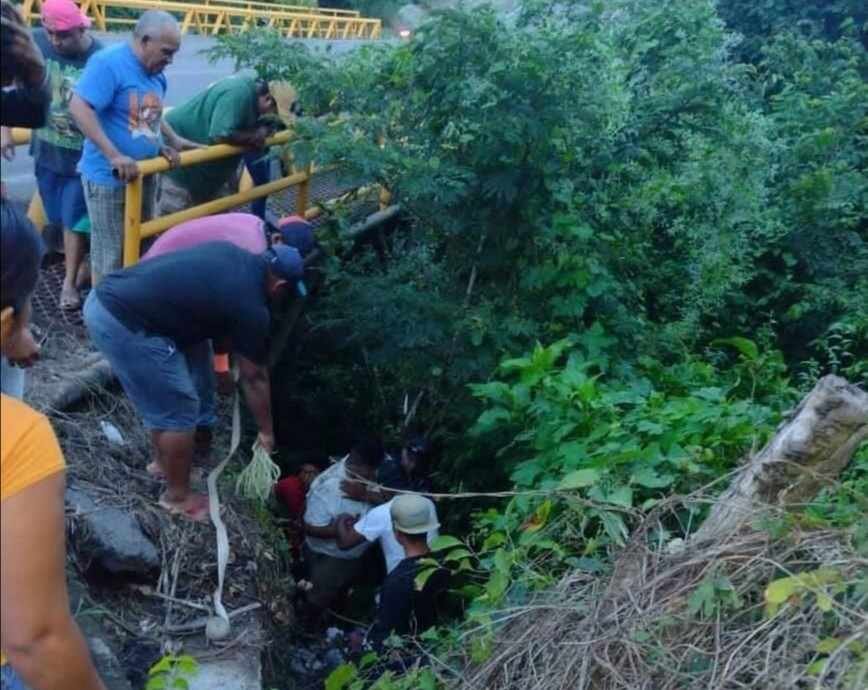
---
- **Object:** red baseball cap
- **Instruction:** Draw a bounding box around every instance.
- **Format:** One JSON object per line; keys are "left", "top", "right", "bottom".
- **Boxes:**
{"left": 41, "top": 0, "right": 92, "bottom": 32}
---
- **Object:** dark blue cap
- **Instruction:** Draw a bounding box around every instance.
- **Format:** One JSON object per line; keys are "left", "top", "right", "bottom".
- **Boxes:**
{"left": 265, "top": 245, "right": 307, "bottom": 297}
{"left": 277, "top": 215, "right": 316, "bottom": 257}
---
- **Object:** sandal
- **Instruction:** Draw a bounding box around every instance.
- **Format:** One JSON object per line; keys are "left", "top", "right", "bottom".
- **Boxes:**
{"left": 158, "top": 493, "right": 210, "bottom": 523}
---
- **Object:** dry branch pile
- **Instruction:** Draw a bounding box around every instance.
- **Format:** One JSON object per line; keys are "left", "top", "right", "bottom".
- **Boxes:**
{"left": 462, "top": 497, "right": 866, "bottom": 690}
{"left": 462, "top": 376, "right": 868, "bottom": 690}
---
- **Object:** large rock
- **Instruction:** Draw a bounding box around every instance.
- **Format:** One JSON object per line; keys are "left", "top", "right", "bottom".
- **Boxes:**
{"left": 67, "top": 487, "right": 160, "bottom": 577}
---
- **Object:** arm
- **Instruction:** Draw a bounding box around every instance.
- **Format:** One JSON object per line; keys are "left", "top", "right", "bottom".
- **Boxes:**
{"left": 303, "top": 520, "right": 338, "bottom": 540}
{"left": 219, "top": 125, "right": 270, "bottom": 148}
{"left": 335, "top": 515, "right": 367, "bottom": 550}
{"left": 68, "top": 94, "right": 139, "bottom": 182}
{"left": 159, "top": 119, "right": 202, "bottom": 151}
{"left": 237, "top": 355, "right": 274, "bottom": 452}
{"left": 1, "top": 125, "right": 18, "bottom": 161}
{"left": 0, "top": 474, "right": 106, "bottom": 690}
{"left": 0, "top": 9, "right": 49, "bottom": 128}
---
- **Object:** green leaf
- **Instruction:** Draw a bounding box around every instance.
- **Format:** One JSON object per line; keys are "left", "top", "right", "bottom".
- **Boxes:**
{"left": 430, "top": 535, "right": 463, "bottom": 551}
{"left": 559, "top": 468, "right": 600, "bottom": 489}
{"left": 444, "top": 548, "right": 473, "bottom": 563}
{"left": 325, "top": 663, "right": 358, "bottom": 690}
{"left": 631, "top": 467, "right": 674, "bottom": 489}
{"left": 765, "top": 576, "right": 797, "bottom": 615}
{"left": 815, "top": 638, "right": 840, "bottom": 654}
{"left": 149, "top": 657, "right": 173, "bottom": 676}
{"left": 485, "top": 571, "right": 509, "bottom": 602}
{"left": 415, "top": 567, "right": 439, "bottom": 591}
{"left": 606, "top": 485, "right": 633, "bottom": 508}
{"left": 713, "top": 337, "right": 759, "bottom": 361}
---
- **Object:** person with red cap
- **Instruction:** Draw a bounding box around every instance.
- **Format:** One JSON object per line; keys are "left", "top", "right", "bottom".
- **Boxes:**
{"left": 1, "top": 0, "right": 103, "bottom": 312}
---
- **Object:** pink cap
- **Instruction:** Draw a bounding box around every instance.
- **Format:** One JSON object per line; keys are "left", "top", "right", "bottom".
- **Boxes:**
{"left": 41, "top": 0, "right": 92, "bottom": 32}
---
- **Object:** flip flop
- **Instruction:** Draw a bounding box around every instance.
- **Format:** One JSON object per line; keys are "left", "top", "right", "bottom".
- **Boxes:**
{"left": 158, "top": 493, "right": 210, "bottom": 523}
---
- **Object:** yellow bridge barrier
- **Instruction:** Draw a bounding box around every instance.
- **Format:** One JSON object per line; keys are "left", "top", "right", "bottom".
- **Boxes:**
{"left": 9, "top": 127, "right": 322, "bottom": 266}
{"left": 20, "top": 0, "right": 382, "bottom": 40}
{"left": 123, "top": 129, "right": 318, "bottom": 266}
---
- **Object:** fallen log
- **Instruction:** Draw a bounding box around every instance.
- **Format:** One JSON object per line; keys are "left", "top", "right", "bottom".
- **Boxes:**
{"left": 692, "top": 374, "right": 867, "bottom": 544}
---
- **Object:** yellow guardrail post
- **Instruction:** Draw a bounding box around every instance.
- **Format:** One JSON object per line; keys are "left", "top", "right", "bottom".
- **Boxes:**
{"left": 295, "top": 163, "right": 311, "bottom": 216}
{"left": 123, "top": 176, "right": 144, "bottom": 267}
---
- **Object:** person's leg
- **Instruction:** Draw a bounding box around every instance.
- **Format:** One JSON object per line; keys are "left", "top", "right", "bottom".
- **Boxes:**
{"left": 155, "top": 174, "right": 191, "bottom": 217}
{"left": 58, "top": 176, "right": 89, "bottom": 309}
{"left": 83, "top": 179, "right": 125, "bottom": 286}
{"left": 184, "top": 340, "right": 216, "bottom": 456}
{"left": 83, "top": 293, "right": 208, "bottom": 520}
{"left": 243, "top": 150, "right": 271, "bottom": 220}
{"left": 304, "top": 550, "right": 365, "bottom": 626}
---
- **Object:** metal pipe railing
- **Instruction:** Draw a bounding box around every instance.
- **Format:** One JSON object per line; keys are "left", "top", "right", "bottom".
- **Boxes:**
{"left": 19, "top": 0, "right": 381, "bottom": 40}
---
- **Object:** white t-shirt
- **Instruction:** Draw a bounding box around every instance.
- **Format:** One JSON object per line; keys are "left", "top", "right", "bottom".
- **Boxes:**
{"left": 353, "top": 497, "right": 440, "bottom": 574}
{"left": 304, "top": 457, "right": 373, "bottom": 559}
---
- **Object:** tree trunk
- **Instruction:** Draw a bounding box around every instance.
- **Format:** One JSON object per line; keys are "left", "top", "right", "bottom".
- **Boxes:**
{"left": 693, "top": 374, "right": 867, "bottom": 544}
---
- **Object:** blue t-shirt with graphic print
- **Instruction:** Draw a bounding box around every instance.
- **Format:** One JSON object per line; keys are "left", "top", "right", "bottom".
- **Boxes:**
{"left": 75, "top": 42, "right": 167, "bottom": 186}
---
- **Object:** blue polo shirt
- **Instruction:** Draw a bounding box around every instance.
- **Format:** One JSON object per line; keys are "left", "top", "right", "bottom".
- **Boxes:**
{"left": 75, "top": 42, "right": 167, "bottom": 186}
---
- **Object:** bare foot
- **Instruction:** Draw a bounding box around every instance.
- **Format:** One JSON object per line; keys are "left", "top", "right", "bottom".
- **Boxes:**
{"left": 158, "top": 492, "right": 210, "bottom": 522}
{"left": 59, "top": 283, "right": 81, "bottom": 310}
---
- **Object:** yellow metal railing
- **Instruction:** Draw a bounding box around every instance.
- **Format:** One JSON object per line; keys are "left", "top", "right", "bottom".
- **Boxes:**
{"left": 123, "top": 129, "right": 318, "bottom": 265}
{"left": 19, "top": 0, "right": 382, "bottom": 40}
{"left": 9, "top": 127, "right": 323, "bottom": 266}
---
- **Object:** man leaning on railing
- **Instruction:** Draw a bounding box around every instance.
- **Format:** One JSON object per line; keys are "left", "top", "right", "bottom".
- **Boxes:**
{"left": 156, "top": 76, "right": 297, "bottom": 220}
{"left": 68, "top": 10, "right": 200, "bottom": 286}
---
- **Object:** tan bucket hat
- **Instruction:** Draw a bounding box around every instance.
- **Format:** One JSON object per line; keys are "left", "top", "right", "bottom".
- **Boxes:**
{"left": 268, "top": 81, "right": 297, "bottom": 127}
{"left": 390, "top": 495, "right": 439, "bottom": 535}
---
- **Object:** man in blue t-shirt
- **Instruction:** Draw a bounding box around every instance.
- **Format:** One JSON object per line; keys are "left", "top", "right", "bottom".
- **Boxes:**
{"left": 69, "top": 10, "right": 199, "bottom": 286}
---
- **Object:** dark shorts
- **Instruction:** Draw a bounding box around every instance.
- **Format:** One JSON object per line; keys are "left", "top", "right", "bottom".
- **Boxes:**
{"left": 35, "top": 164, "right": 88, "bottom": 231}
{"left": 303, "top": 545, "right": 365, "bottom": 610}
{"left": 83, "top": 292, "right": 215, "bottom": 431}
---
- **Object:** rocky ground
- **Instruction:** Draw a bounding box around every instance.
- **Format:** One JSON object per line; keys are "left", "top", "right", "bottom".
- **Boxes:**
{"left": 26, "top": 275, "right": 277, "bottom": 689}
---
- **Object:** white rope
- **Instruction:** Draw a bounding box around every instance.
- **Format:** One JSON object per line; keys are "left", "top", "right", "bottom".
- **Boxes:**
{"left": 206, "top": 373, "right": 242, "bottom": 628}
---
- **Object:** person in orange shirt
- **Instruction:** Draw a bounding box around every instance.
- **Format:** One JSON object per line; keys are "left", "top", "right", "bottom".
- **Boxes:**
{"left": 0, "top": 201, "right": 105, "bottom": 690}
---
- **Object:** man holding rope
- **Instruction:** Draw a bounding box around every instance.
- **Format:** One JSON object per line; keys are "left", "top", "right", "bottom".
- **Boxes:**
{"left": 83, "top": 242, "right": 306, "bottom": 521}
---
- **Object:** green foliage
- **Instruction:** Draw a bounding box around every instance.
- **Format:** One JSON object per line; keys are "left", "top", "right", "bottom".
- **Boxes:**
{"left": 211, "top": 1, "right": 864, "bottom": 450}
{"left": 325, "top": 656, "right": 443, "bottom": 689}
{"left": 206, "top": 5, "right": 868, "bottom": 687}
{"left": 145, "top": 655, "right": 198, "bottom": 690}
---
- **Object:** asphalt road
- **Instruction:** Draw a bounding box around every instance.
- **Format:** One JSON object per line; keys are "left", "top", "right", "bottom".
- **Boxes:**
{"left": 0, "top": 32, "right": 374, "bottom": 202}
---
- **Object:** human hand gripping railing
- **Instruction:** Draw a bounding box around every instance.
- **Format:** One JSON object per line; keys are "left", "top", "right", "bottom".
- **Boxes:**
{"left": 122, "top": 129, "right": 315, "bottom": 266}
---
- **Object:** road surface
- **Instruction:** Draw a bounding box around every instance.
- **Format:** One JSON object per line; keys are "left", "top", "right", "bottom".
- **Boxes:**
{"left": 0, "top": 32, "right": 374, "bottom": 202}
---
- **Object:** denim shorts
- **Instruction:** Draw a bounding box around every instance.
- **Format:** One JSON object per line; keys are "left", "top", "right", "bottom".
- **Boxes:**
{"left": 35, "top": 164, "right": 88, "bottom": 231}
{"left": 83, "top": 292, "right": 215, "bottom": 431}
{"left": 0, "top": 665, "right": 31, "bottom": 690}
